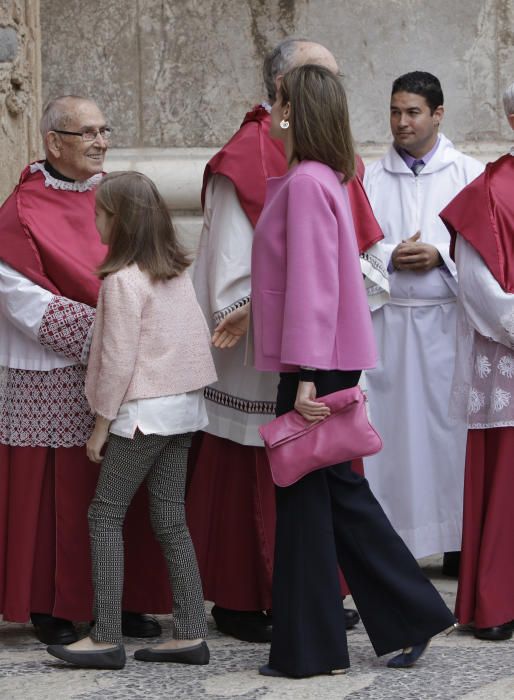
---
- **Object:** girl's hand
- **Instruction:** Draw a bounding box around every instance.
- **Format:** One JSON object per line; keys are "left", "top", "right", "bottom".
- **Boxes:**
{"left": 294, "top": 381, "right": 331, "bottom": 423}
{"left": 86, "top": 416, "right": 111, "bottom": 463}
{"left": 212, "top": 304, "right": 250, "bottom": 349}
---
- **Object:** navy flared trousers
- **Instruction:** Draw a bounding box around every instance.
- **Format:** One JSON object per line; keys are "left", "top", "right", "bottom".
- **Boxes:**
{"left": 269, "top": 370, "right": 455, "bottom": 677}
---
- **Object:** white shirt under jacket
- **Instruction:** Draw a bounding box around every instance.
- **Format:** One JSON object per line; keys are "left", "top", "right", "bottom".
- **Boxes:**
{"left": 194, "top": 173, "right": 390, "bottom": 447}
{"left": 363, "top": 134, "right": 484, "bottom": 559}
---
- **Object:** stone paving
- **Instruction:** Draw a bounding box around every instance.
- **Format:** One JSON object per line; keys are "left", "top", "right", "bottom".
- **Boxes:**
{"left": 1, "top": 559, "right": 513, "bottom": 700}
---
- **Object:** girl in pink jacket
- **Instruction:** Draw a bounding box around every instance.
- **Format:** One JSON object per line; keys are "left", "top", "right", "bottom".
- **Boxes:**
{"left": 214, "top": 64, "right": 455, "bottom": 678}
{"left": 46, "top": 171, "right": 216, "bottom": 670}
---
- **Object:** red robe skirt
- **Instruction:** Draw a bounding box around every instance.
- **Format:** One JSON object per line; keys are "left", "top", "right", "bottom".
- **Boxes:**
{"left": 455, "top": 427, "right": 514, "bottom": 628}
{"left": 186, "top": 433, "right": 355, "bottom": 611}
{"left": 0, "top": 444, "right": 172, "bottom": 622}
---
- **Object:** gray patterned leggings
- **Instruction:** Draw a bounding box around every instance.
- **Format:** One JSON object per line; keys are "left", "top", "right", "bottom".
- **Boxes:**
{"left": 88, "top": 430, "right": 208, "bottom": 644}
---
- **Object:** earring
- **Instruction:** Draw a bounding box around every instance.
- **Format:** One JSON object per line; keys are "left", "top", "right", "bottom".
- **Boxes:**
{"left": 280, "top": 119, "right": 289, "bottom": 129}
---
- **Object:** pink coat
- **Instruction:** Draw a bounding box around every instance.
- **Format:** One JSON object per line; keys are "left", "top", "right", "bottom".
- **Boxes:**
{"left": 251, "top": 160, "right": 376, "bottom": 373}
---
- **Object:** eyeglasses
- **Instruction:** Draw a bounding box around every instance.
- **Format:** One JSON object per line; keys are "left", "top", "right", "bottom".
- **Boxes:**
{"left": 53, "top": 127, "right": 113, "bottom": 142}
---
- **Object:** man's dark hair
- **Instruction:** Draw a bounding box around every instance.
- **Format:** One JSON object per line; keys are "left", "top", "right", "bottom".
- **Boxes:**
{"left": 391, "top": 71, "right": 443, "bottom": 113}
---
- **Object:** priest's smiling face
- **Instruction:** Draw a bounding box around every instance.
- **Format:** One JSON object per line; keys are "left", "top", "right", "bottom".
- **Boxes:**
{"left": 47, "top": 100, "right": 109, "bottom": 181}
{"left": 390, "top": 91, "right": 443, "bottom": 159}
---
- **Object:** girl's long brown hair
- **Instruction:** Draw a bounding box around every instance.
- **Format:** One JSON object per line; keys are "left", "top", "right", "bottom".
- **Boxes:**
{"left": 96, "top": 171, "right": 190, "bottom": 281}
{"left": 279, "top": 64, "right": 356, "bottom": 182}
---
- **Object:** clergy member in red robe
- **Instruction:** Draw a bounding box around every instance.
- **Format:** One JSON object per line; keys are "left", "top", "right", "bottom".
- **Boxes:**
{"left": 439, "top": 82, "right": 514, "bottom": 641}
{"left": 0, "top": 96, "right": 171, "bottom": 645}
{"left": 187, "top": 38, "right": 387, "bottom": 642}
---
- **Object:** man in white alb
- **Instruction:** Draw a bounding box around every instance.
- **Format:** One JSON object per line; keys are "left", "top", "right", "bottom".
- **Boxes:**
{"left": 363, "top": 71, "right": 483, "bottom": 564}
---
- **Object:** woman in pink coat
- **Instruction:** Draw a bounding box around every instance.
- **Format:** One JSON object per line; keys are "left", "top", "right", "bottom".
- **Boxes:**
{"left": 214, "top": 64, "right": 455, "bottom": 678}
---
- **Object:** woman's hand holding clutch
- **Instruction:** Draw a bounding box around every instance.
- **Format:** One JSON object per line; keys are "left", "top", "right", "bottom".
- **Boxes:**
{"left": 294, "top": 381, "right": 330, "bottom": 423}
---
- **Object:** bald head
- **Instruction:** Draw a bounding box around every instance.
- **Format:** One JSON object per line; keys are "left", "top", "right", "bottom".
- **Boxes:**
{"left": 263, "top": 38, "right": 338, "bottom": 102}
{"left": 292, "top": 41, "right": 339, "bottom": 74}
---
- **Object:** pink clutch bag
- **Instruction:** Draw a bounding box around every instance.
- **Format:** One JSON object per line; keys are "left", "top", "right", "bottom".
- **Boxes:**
{"left": 258, "top": 386, "right": 382, "bottom": 487}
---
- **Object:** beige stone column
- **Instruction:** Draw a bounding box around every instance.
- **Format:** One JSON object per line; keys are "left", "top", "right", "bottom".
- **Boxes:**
{"left": 0, "top": 0, "right": 41, "bottom": 203}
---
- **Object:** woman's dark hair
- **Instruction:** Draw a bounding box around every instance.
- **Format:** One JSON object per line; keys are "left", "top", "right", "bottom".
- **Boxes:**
{"left": 279, "top": 64, "right": 355, "bottom": 181}
{"left": 96, "top": 171, "right": 190, "bottom": 281}
{"left": 391, "top": 71, "right": 444, "bottom": 114}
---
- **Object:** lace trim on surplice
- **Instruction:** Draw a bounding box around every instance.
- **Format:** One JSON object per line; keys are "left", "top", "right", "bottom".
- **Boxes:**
{"left": 30, "top": 162, "right": 102, "bottom": 192}
{"left": 205, "top": 386, "right": 275, "bottom": 415}
{"left": 38, "top": 296, "right": 95, "bottom": 363}
{"left": 0, "top": 365, "right": 94, "bottom": 447}
{"left": 465, "top": 335, "right": 514, "bottom": 428}
{"left": 212, "top": 296, "right": 251, "bottom": 326}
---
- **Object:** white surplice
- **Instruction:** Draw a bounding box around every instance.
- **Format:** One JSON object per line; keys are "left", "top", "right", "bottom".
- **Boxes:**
{"left": 451, "top": 236, "right": 514, "bottom": 429}
{"left": 193, "top": 173, "right": 389, "bottom": 446}
{"left": 363, "top": 134, "right": 484, "bottom": 558}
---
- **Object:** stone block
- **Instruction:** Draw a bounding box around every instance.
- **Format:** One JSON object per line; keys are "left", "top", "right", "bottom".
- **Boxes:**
{"left": 137, "top": 0, "right": 296, "bottom": 147}
{"left": 41, "top": 0, "right": 139, "bottom": 147}
{"left": 39, "top": 0, "right": 514, "bottom": 148}
{"left": 0, "top": 1, "right": 41, "bottom": 203}
{"left": 0, "top": 27, "right": 18, "bottom": 63}
{"left": 296, "top": 0, "right": 498, "bottom": 143}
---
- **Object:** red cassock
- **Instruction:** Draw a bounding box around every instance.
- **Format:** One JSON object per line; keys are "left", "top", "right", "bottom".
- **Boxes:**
{"left": 0, "top": 165, "right": 171, "bottom": 622}
{"left": 441, "top": 154, "right": 514, "bottom": 628}
{"left": 187, "top": 107, "right": 383, "bottom": 610}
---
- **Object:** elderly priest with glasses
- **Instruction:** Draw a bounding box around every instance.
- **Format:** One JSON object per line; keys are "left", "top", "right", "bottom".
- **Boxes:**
{"left": 0, "top": 96, "right": 171, "bottom": 645}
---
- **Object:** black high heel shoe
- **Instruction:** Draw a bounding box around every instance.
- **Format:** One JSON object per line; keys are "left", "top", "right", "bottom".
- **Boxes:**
{"left": 387, "top": 640, "right": 430, "bottom": 668}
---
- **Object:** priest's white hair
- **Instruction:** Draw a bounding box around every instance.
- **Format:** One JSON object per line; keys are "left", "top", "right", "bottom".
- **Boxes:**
{"left": 39, "top": 95, "right": 93, "bottom": 139}
{"left": 502, "top": 82, "right": 514, "bottom": 116}
{"left": 262, "top": 37, "right": 309, "bottom": 102}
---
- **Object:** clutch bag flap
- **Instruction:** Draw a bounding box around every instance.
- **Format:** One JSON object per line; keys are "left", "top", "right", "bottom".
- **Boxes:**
{"left": 259, "top": 385, "right": 363, "bottom": 448}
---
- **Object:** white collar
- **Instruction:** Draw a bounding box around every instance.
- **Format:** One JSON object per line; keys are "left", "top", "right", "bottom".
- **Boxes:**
{"left": 383, "top": 133, "right": 456, "bottom": 175}
{"left": 261, "top": 102, "right": 272, "bottom": 114}
{"left": 30, "top": 161, "right": 102, "bottom": 192}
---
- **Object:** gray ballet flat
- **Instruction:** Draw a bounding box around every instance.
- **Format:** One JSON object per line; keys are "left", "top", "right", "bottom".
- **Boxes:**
{"left": 47, "top": 643, "right": 126, "bottom": 669}
{"left": 134, "top": 640, "right": 209, "bottom": 664}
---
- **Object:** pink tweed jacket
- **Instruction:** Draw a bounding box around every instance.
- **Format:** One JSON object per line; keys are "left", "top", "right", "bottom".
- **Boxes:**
{"left": 85, "top": 264, "right": 217, "bottom": 420}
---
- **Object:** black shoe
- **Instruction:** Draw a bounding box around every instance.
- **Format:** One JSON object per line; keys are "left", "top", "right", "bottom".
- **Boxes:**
{"left": 31, "top": 613, "right": 78, "bottom": 645}
{"left": 258, "top": 663, "right": 348, "bottom": 678}
{"left": 134, "top": 640, "right": 209, "bottom": 665}
{"left": 121, "top": 612, "right": 162, "bottom": 638}
{"left": 211, "top": 606, "right": 272, "bottom": 643}
{"left": 474, "top": 625, "right": 512, "bottom": 641}
{"left": 47, "top": 643, "right": 126, "bottom": 669}
{"left": 387, "top": 640, "right": 430, "bottom": 668}
{"left": 259, "top": 664, "right": 290, "bottom": 678}
{"left": 442, "top": 551, "right": 461, "bottom": 578}
{"left": 344, "top": 608, "right": 360, "bottom": 629}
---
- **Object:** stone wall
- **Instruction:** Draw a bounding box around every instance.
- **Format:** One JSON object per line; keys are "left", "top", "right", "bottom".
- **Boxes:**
{"left": 41, "top": 0, "right": 514, "bottom": 148}
{"left": 0, "top": 0, "right": 41, "bottom": 202}
{"left": 37, "top": 0, "right": 514, "bottom": 249}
